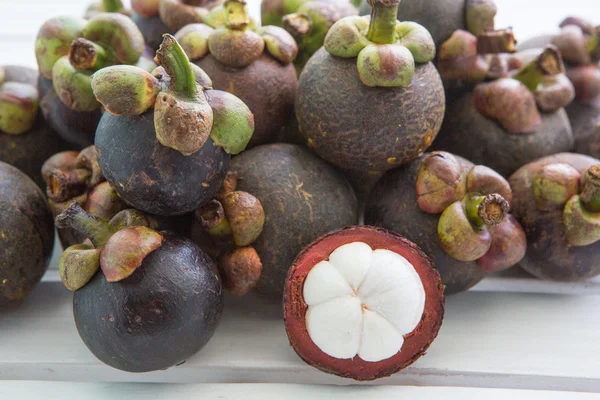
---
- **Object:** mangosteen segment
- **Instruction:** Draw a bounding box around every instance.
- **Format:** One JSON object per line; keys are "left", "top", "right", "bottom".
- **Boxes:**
{"left": 324, "top": 0, "right": 434, "bottom": 88}
{"left": 284, "top": 226, "right": 444, "bottom": 381}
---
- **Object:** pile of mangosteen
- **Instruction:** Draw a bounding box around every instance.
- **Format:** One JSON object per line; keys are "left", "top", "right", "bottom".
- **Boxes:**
{"left": 1, "top": 0, "right": 600, "bottom": 383}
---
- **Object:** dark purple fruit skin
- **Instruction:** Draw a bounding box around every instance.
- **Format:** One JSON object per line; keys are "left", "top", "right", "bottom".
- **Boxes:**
{"left": 359, "top": 0, "right": 465, "bottom": 48}
{"left": 230, "top": 144, "right": 358, "bottom": 298}
{"left": 38, "top": 76, "right": 101, "bottom": 148}
{"left": 432, "top": 89, "right": 574, "bottom": 177}
{"left": 296, "top": 47, "right": 445, "bottom": 172}
{"left": 1, "top": 67, "right": 68, "bottom": 188}
{"left": 73, "top": 233, "right": 223, "bottom": 372}
{"left": 0, "top": 162, "right": 54, "bottom": 306}
{"left": 195, "top": 54, "right": 298, "bottom": 147}
{"left": 567, "top": 101, "right": 600, "bottom": 158}
{"left": 365, "top": 154, "right": 486, "bottom": 295}
{"left": 95, "top": 110, "right": 229, "bottom": 216}
{"left": 132, "top": 13, "right": 172, "bottom": 51}
{"left": 510, "top": 153, "right": 600, "bottom": 281}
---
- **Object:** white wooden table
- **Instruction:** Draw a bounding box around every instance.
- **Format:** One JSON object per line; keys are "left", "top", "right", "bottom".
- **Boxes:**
{"left": 1, "top": 0, "right": 600, "bottom": 398}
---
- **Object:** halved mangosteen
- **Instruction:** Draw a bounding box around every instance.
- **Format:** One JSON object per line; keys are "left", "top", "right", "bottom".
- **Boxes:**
{"left": 284, "top": 226, "right": 444, "bottom": 381}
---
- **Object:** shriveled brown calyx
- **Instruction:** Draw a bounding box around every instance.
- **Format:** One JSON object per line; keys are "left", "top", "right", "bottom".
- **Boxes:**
{"left": 92, "top": 34, "right": 254, "bottom": 155}
{"left": 0, "top": 79, "right": 40, "bottom": 135}
{"left": 194, "top": 177, "right": 265, "bottom": 295}
{"left": 476, "top": 29, "right": 516, "bottom": 54}
{"left": 323, "top": 0, "right": 434, "bottom": 87}
{"left": 55, "top": 202, "right": 164, "bottom": 288}
{"left": 416, "top": 152, "right": 525, "bottom": 269}
{"left": 282, "top": 12, "right": 312, "bottom": 41}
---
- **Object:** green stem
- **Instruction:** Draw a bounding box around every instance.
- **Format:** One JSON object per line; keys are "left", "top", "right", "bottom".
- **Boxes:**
{"left": 102, "top": 0, "right": 124, "bottom": 12}
{"left": 69, "top": 38, "right": 109, "bottom": 71}
{"left": 155, "top": 34, "right": 198, "bottom": 98}
{"left": 585, "top": 27, "right": 600, "bottom": 63}
{"left": 366, "top": 0, "right": 399, "bottom": 44}
{"left": 224, "top": 0, "right": 250, "bottom": 30}
{"left": 465, "top": 194, "right": 509, "bottom": 227}
{"left": 581, "top": 165, "right": 600, "bottom": 213}
{"left": 54, "top": 202, "right": 115, "bottom": 248}
{"left": 513, "top": 46, "right": 564, "bottom": 92}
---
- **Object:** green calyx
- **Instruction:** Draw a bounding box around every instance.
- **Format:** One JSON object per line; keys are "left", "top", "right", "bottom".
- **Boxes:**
{"left": 52, "top": 56, "right": 99, "bottom": 112}
{"left": 324, "top": 0, "right": 435, "bottom": 88}
{"left": 158, "top": 0, "right": 209, "bottom": 32}
{"left": 533, "top": 163, "right": 581, "bottom": 211}
{"left": 91, "top": 34, "right": 254, "bottom": 156}
{"left": 102, "top": 0, "right": 125, "bottom": 12}
{"left": 465, "top": 0, "right": 497, "bottom": 37}
{"left": 175, "top": 23, "right": 214, "bottom": 61}
{"left": 0, "top": 81, "right": 39, "bottom": 135}
{"left": 35, "top": 16, "right": 87, "bottom": 79}
{"left": 56, "top": 203, "right": 164, "bottom": 288}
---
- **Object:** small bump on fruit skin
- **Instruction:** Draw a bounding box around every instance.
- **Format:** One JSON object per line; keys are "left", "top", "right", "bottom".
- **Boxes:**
{"left": 95, "top": 111, "right": 230, "bottom": 216}
{"left": 296, "top": 47, "right": 445, "bottom": 172}
{"left": 73, "top": 233, "right": 223, "bottom": 372}
{"left": 0, "top": 162, "right": 54, "bottom": 306}
{"left": 230, "top": 144, "right": 358, "bottom": 298}
{"left": 510, "top": 153, "right": 600, "bottom": 281}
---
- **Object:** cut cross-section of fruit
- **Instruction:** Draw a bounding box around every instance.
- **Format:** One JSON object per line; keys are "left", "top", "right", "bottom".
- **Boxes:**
{"left": 284, "top": 226, "right": 445, "bottom": 381}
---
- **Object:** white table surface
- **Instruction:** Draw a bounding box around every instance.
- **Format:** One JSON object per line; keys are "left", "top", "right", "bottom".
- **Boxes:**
{"left": 2, "top": 0, "right": 600, "bottom": 398}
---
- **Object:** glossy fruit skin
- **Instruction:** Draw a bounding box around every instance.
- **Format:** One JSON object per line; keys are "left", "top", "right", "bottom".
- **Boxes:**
{"left": 95, "top": 110, "right": 229, "bottom": 216}
{"left": 432, "top": 89, "right": 574, "bottom": 178}
{"left": 0, "top": 162, "right": 54, "bottom": 306}
{"left": 0, "top": 66, "right": 68, "bottom": 188}
{"left": 567, "top": 101, "right": 600, "bottom": 158}
{"left": 509, "top": 153, "right": 600, "bottom": 281}
{"left": 365, "top": 154, "right": 486, "bottom": 295}
{"left": 195, "top": 54, "right": 298, "bottom": 147}
{"left": 73, "top": 233, "right": 223, "bottom": 372}
{"left": 296, "top": 47, "right": 445, "bottom": 172}
{"left": 359, "top": 0, "right": 465, "bottom": 47}
{"left": 38, "top": 76, "right": 101, "bottom": 148}
{"left": 230, "top": 143, "right": 358, "bottom": 298}
{"left": 132, "top": 13, "right": 172, "bottom": 51}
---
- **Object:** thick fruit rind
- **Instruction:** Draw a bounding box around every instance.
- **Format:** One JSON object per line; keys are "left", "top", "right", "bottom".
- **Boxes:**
{"left": 284, "top": 225, "right": 444, "bottom": 381}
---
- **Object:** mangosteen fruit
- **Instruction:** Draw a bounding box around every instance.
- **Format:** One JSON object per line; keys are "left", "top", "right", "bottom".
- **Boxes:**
{"left": 207, "top": 143, "right": 359, "bottom": 298}
{"left": 92, "top": 34, "right": 254, "bottom": 216}
{"left": 358, "top": 0, "right": 497, "bottom": 48}
{"left": 0, "top": 65, "right": 68, "bottom": 188}
{"left": 174, "top": 0, "right": 298, "bottom": 146}
{"left": 54, "top": 203, "right": 223, "bottom": 372}
{"left": 131, "top": 0, "right": 223, "bottom": 50}
{"left": 0, "top": 162, "right": 54, "bottom": 306}
{"left": 295, "top": 0, "right": 444, "bottom": 172}
{"left": 434, "top": 31, "right": 575, "bottom": 177}
{"left": 283, "top": 225, "right": 444, "bottom": 381}
{"left": 35, "top": 12, "right": 151, "bottom": 147}
{"left": 365, "top": 151, "right": 527, "bottom": 294}
{"left": 262, "top": 0, "right": 357, "bottom": 28}
{"left": 509, "top": 153, "right": 600, "bottom": 281}
{"left": 282, "top": 1, "right": 358, "bottom": 72}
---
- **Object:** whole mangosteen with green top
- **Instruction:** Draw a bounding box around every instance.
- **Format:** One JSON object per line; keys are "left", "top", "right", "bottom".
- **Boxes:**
{"left": 55, "top": 203, "right": 223, "bottom": 372}
{"left": 365, "top": 151, "right": 527, "bottom": 294}
{"left": 433, "top": 29, "right": 575, "bottom": 177}
{"left": 91, "top": 34, "right": 254, "bottom": 216}
{"left": 0, "top": 65, "right": 68, "bottom": 188}
{"left": 282, "top": 1, "right": 358, "bottom": 72}
{"left": 0, "top": 162, "right": 54, "bottom": 306}
{"left": 510, "top": 153, "right": 600, "bottom": 281}
{"left": 174, "top": 0, "right": 298, "bottom": 146}
{"left": 295, "top": 0, "right": 445, "bottom": 172}
{"left": 195, "top": 143, "right": 358, "bottom": 298}
{"left": 130, "top": 0, "right": 224, "bottom": 51}
{"left": 359, "top": 0, "right": 498, "bottom": 48}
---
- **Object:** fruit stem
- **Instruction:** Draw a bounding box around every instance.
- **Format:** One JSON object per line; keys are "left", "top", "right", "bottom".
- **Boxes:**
{"left": 282, "top": 13, "right": 312, "bottom": 40}
{"left": 69, "top": 38, "right": 109, "bottom": 71}
{"left": 224, "top": 0, "right": 250, "bottom": 30}
{"left": 465, "top": 194, "right": 509, "bottom": 227}
{"left": 155, "top": 34, "right": 198, "bottom": 98}
{"left": 366, "top": 0, "right": 399, "bottom": 45}
{"left": 55, "top": 202, "right": 115, "bottom": 248}
{"left": 581, "top": 165, "right": 600, "bottom": 213}
{"left": 46, "top": 168, "right": 91, "bottom": 202}
{"left": 513, "top": 46, "right": 564, "bottom": 92}
{"left": 585, "top": 27, "right": 600, "bottom": 62}
{"left": 102, "top": 0, "right": 124, "bottom": 12}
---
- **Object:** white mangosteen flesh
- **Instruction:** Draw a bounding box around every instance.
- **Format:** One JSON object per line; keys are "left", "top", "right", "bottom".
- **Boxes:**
{"left": 303, "top": 242, "right": 426, "bottom": 362}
